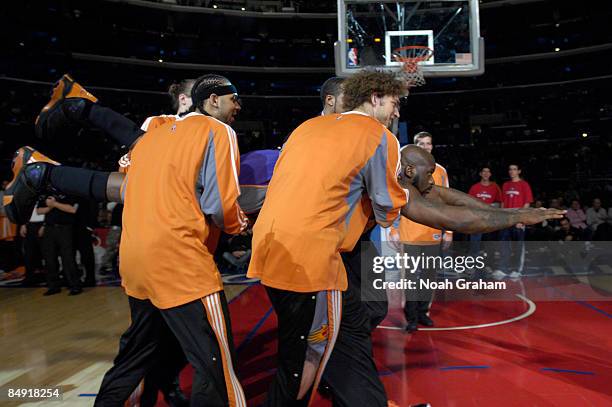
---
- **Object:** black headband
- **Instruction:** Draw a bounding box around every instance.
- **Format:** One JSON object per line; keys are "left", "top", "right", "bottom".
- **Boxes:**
{"left": 192, "top": 83, "right": 238, "bottom": 105}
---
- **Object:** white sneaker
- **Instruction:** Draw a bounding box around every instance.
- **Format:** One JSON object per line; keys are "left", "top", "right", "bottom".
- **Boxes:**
{"left": 508, "top": 271, "right": 522, "bottom": 279}
{"left": 491, "top": 269, "right": 507, "bottom": 279}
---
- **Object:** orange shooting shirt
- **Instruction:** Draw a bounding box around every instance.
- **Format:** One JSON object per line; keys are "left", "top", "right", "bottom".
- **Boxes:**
{"left": 119, "top": 112, "right": 246, "bottom": 308}
{"left": 399, "top": 163, "right": 450, "bottom": 244}
{"left": 247, "top": 112, "right": 408, "bottom": 292}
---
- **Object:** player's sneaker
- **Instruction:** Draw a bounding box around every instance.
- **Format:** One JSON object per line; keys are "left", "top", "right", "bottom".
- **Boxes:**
{"left": 508, "top": 271, "right": 522, "bottom": 279}
{"left": 490, "top": 269, "right": 508, "bottom": 279}
{"left": 3, "top": 147, "right": 59, "bottom": 224}
{"left": 35, "top": 74, "right": 98, "bottom": 139}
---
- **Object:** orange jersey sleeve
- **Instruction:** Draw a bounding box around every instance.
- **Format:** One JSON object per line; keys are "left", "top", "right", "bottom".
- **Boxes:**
{"left": 197, "top": 118, "right": 247, "bottom": 234}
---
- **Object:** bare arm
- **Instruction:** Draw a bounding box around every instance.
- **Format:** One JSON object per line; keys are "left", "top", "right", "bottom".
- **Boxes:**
{"left": 428, "top": 185, "right": 494, "bottom": 210}
{"left": 53, "top": 202, "right": 77, "bottom": 214}
{"left": 37, "top": 207, "right": 51, "bottom": 215}
{"left": 401, "top": 184, "right": 565, "bottom": 234}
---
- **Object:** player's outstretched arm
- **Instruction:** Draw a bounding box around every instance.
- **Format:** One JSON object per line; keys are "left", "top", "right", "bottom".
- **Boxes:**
{"left": 401, "top": 184, "right": 565, "bottom": 234}
{"left": 428, "top": 185, "right": 494, "bottom": 210}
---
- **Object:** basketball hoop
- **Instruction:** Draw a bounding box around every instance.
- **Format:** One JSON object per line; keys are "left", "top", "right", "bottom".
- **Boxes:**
{"left": 392, "top": 46, "right": 434, "bottom": 88}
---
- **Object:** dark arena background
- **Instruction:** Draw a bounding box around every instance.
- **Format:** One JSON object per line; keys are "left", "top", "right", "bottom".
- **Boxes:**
{"left": 0, "top": 1, "right": 611, "bottom": 406}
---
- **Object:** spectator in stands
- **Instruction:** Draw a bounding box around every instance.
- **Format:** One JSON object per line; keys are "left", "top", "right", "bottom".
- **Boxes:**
{"left": 496, "top": 163, "right": 533, "bottom": 278}
{"left": 529, "top": 199, "right": 554, "bottom": 240}
{"left": 586, "top": 198, "right": 608, "bottom": 232}
{"left": 554, "top": 217, "right": 581, "bottom": 241}
{"left": 548, "top": 198, "right": 564, "bottom": 230}
{"left": 566, "top": 199, "right": 589, "bottom": 239}
{"left": 566, "top": 199, "right": 587, "bottom": 230}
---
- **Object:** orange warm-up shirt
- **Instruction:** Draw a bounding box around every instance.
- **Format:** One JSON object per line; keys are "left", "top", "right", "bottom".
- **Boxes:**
{"left": 119, "top": 112, "right": 246, "bottom": 309}
{"left": 247, "top": 111, "right": 408, "bottom": 292}
{"left": 399, "top": 163, "right": 450, "bottom": 244}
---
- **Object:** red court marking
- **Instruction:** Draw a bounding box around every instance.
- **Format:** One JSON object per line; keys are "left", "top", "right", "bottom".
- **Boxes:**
{"left": 159, "top": 283, "right": 612, "bottom": 407}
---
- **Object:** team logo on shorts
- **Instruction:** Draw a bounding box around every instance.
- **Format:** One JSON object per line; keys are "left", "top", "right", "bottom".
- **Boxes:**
{"left": 308, "top": 324, "right": 329, "bottom": 344}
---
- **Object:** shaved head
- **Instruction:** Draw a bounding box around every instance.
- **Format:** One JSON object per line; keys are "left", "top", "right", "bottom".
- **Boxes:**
{"left": 401, "top": 145, "right": 435, "bottom": 168}
{"left": 399, "top": 145, "right": 436, "bottom": 193}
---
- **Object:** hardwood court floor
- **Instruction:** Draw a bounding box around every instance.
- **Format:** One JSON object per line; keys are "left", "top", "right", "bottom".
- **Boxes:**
{"left": 0, "top": 285, "right": 246, "bottom": 406}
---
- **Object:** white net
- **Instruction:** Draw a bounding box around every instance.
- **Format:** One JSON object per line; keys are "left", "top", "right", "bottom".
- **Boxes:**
{"left": 392, "top": 46, "right": 434, "bottom": 88}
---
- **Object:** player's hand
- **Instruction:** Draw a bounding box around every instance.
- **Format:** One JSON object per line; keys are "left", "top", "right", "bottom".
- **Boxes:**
{"left": 46, "top": 196, "right": 57, "bottom": 208}
{"left": 20, "top": 224, "right": 27, "bottom": 238}
{"left": 38, "top": 226, "right": 45, "bottom": 238}
{"left": 519, "top": 208, "right": 566, "bottom": 226}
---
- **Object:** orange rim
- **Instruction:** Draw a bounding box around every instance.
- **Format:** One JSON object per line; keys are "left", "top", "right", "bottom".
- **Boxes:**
{"left": 392, "top": 45, "right": 434, "bottom": 63}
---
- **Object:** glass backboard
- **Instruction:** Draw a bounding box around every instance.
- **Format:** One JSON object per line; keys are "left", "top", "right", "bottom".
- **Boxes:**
{"left": 335, "top": 0, "right": 484, "bottom": 77}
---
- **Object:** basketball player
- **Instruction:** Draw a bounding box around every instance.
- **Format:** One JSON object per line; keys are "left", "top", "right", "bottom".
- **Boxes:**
{"left": 95, "top": 74, "right": 247, "bottom": 407}
{"left": 248, "top": 71, "right": 409, "bottom": 407}
{"left": 399, "top": 131, "right": 449, "bottom": 331}
{"left": 320, "top": 77, "right": 345, "bottom": 115}
{"left": 3, "top": 75, "right": 239, "bottom": 225}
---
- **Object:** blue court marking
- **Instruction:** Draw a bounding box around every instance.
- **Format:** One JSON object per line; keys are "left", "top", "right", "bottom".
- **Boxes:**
{"left": 78, "top": 394, "right": 97, "bottom": 397}
{"left": 377, "top": 370, "right": 394, "bottom": 376}
{"left": 575, "top": 300, "right": 612, "bottom": 319}
{"left": 440, "top": 365, "right": 490, "bottom": 371}
{"left": 549, "top": 286, "right": 612, "bottom": 319}
{"left": 541, "top": 368, "right": 595, "bottom": 376}
{"left": 236, "top": 306, "right": 274, "bottom": 354}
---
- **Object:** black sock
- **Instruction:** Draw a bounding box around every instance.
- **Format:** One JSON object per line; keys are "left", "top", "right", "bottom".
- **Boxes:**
{"left": 49, "top": 166, "right": 109, "bottom": 201}
{"left": 88, "top": 104, "right": 145, "bottom": 148}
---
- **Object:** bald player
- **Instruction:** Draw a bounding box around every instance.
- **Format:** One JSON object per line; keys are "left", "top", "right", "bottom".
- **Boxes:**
{"left": 397, "top": 145, "right": 563, "bottom": 238}
{"left": 398, "top": 131, "right": 449, "bottom": 331}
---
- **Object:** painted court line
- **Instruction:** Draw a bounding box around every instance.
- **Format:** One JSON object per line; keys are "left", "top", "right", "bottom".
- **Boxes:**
{"left": 541, "top": 368, "right": 595, "bottom": 376}
{"left": 440, "top": 365, "right": 490, "bottom": 371}
{"left": 378, "top": 294, "right": 536, "bottom": 331}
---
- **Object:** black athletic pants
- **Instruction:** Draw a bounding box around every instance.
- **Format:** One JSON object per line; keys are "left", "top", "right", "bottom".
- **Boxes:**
{"left": 42, "top": 224, "right": 81, "bottom": 290}
{"left": 95, "top": 292, "right": 245, "bottom": 407}
{"left": 264, "top": 235, "right": 388, "bottom": 407}
{"left": 264, "top": 288, "right": 342, "bottom": 407}
{"left": 321, "top": 234, "right": 388, "bottom": 407}
{"left": 404, "top": 244, "right": 439, "bottom": 323}
{"left": 73, "top": 226, "right": 95, "bottom": 285}
{"left": 47, "top": 104, "right": 145, "bottom": 202}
